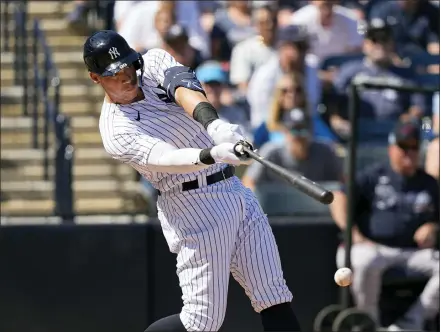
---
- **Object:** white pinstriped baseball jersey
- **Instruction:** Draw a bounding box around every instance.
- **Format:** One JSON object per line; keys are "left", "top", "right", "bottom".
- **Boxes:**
{"left": 99, "top": 49, "right": 225, "bottom": 192}
{"left": 98, "top": 48, "right": 292, "bottom": 331}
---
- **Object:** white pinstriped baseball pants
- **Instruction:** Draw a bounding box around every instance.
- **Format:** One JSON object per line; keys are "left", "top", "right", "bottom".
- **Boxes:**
{"left": 157, "top": 176, "right": 293, "bottom": 331}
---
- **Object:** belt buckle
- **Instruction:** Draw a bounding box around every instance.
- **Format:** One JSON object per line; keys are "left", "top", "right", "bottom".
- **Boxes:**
{"left": 221, "top": 167, "right": 226, "bottom": 181}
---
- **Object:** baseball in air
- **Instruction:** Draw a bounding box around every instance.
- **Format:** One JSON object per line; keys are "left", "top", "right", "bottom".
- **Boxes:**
{"left": 334, "top": 267, "right": 353, "bottom": 287}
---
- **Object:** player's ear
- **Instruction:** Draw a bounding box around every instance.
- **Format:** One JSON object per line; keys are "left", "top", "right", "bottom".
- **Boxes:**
{"left": 89, "top": 72, "right": 100, "bottom": 84}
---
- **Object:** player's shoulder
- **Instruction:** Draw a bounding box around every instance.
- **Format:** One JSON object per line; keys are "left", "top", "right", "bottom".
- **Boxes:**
{"left": 143, "top": 48, "right": 180, "bottom": 70}
{"left": 99, "top": 101, "right": 136, "bottom": 136}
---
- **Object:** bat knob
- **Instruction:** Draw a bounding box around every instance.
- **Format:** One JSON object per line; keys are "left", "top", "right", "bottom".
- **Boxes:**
{"left": 320, "top": 191, "right": 334, "bottom": 205}
{"left": 233, "top": 142, "right": 245, "bottom": 157}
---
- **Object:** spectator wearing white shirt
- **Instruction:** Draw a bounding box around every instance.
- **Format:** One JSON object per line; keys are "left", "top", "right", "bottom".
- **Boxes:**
{"left": 291, "top": 0, "right": 363, "bottom": 64}
{"left": 247, "top": 25, "right": 320, "bottom": 129}
{"left": 229, "top": 5, "right": 278, "bottom": 95}
{"left": 118, "top": 1, "right": 209, "bottom": 57}
{"left": 113, "top": 1, "right": 142, "bottom": 32}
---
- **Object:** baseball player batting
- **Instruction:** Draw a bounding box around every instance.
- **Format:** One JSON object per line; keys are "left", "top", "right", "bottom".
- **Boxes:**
{"left": 83, "top": 30, "right": 301, "bottom": 332}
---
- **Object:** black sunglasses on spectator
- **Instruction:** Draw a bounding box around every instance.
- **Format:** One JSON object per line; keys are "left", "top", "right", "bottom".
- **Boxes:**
{"left": 280, "top": 87, "right": 303, "bottom": 94}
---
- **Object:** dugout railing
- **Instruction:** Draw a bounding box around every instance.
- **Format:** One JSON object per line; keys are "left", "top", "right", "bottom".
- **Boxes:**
{"left": 1, "top": 2, "right": 75, "bottom": 222}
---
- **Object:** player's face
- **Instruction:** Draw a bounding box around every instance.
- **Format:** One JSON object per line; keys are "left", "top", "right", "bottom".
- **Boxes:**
{"left": 389, "top": 143, "right": 419, "bottom": 176}
{"left": 91, "top": 66, "right": 139, "bottom": 104}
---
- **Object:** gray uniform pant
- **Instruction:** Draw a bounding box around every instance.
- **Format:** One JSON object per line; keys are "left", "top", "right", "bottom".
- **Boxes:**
{"left": 337, "top": 243, "right": 439, "bottom": 327}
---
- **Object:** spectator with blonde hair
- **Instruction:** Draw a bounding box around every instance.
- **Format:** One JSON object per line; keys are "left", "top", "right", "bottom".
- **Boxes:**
{"left": 254, "top": 72, "right": 309, "bottom": 146}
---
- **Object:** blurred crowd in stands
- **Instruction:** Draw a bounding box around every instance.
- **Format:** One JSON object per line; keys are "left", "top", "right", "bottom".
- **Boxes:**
{"left": 67, "top": 0, "right": 439, "bottom": 188}
{"left": 67, "top": 0, "right": 439, "bottom": 210}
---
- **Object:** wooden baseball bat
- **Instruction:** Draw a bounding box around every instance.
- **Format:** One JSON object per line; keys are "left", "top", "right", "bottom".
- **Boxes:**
{"left": 235, "top": 143, "right": 334, "bottom": 205}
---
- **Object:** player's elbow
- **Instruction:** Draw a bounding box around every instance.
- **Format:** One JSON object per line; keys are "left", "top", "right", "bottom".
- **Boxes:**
{"left": 175, "top": 86, "right": 208, "bottom": 112}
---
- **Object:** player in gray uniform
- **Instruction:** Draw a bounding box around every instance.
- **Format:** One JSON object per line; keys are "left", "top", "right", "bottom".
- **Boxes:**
{"left": 83, "top": 30, "right": 301, "bottom": 332}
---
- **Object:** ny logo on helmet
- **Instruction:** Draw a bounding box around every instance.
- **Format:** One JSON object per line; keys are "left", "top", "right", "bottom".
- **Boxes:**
{"left": 108, "top": 47, "right": 120, "bottom": 60}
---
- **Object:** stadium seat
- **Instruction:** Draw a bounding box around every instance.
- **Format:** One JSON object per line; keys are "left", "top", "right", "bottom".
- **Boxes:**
{"left": 254, "top": 182, "right": 339, "bottom": 216}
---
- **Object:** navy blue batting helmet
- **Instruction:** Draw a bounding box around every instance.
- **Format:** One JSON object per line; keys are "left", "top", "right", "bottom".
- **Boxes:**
{"left": 83, "top": 30, "right": 144, "bottom": 77}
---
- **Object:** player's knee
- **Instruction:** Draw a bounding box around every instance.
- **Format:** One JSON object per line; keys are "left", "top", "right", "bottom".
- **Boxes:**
{"left": 338, "top": 245, "right": 386, "bottom": 275}
{"left": 181, "top": 309, "right": 226, "bottom": 331}
{"left": 251, "top": 285, "right": 293, "bottom": 313}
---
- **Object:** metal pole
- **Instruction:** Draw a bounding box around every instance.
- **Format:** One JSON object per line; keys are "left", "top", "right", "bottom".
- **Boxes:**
{"left": 341, "top": 82, "right": 360, "bottom": 309}
{"left": 43, "top": 51, "right": 49, "bottom": 180}
{"left": 13, "top": 5, "right": 20, "bottom": 85}
{"left": 2, "top": 1, "right": 10, "bottom": 52}
{"left": 22, "top": 4, "right": 28, "bottom": 116}
{"left": 32, "top": 19, "right": 39, "bottom": 148}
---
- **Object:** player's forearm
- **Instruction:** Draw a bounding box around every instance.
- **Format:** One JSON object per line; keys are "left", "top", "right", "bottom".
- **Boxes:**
{"left": 175, "top": 87, "right": 211, "bottom": 119}
{"left": 149, "top": 147, "right": 211, "bottom": 174}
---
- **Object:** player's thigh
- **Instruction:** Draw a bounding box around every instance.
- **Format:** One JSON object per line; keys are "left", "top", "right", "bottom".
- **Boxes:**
{"left": 230, "top": 189, "right": 293, "bottom": 313}
{"left": 177, "top": 232, "right": 232, "bottom": 331}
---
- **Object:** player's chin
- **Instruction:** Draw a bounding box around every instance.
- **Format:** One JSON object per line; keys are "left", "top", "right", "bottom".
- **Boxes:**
{"left": 123, "top": 82, "right": 138, "bottom": 94}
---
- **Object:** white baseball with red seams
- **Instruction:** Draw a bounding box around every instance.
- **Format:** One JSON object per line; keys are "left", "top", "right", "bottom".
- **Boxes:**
{"left": 334, "top": 267, "right": 353, "bottom": 287}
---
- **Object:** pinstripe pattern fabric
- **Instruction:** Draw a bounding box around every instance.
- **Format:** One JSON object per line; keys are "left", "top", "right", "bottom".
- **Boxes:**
{"left": 99, "top": 48, "right": 292, "bottom": 331}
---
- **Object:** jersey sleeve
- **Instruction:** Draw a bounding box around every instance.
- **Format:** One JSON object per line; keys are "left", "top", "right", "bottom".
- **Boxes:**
{"left": 102, "top": 130, "right": 209, "bottom": 174}
{"left": 102, "top": 130, "right": 162, "bottom": 171}
{"left": 143, "top": 48, "right": 184, "bottom": 87}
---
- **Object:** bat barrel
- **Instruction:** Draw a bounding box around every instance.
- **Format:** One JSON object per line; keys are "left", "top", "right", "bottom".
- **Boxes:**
{"left": 236, "top": 143, "right": 334, "bottom": 205}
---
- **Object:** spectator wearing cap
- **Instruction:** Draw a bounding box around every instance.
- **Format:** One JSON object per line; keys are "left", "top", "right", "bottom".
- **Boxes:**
{"left": 291, "top": 0, "right": 363, "bottom": 64}
{"left": 242, "top": 108, "right": 343, "bottom": 191}
{"left": 162, "top": 24, "right": 204, "bottom": 69}
{"left": 118, "top": 1, "right": 209, "bottom": 57}
{"left": 210, "top": 1, "right": 256, "bottom": 63}
{"left": 329, "top": 18, "right": 426, "bottom": 143}
{"left": 247, "top": 25, "right": 320, "bottom": 130}
{"left": 229, "top": 5, "right": 278, "bottom": 95}
{"left": 369, "top": 0, "right": 440, "bottom": 55}
{"left": 330, "top": 116, "right": 440, "bottom": 331}
{"left": 425, "top": 92, "right": 439, "bottom": 180}
{"left": 196, "top": 61, "right": 251, "bottom": 138}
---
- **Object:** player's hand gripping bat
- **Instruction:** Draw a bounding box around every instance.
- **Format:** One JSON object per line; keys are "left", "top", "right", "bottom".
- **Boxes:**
{"left": 234, "top": 141, "right": 334, "bottom": 205}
